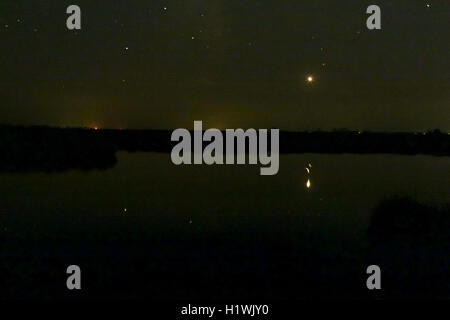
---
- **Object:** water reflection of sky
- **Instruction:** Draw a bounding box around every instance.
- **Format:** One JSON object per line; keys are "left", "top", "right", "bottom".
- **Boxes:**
{"left": 0, "top": 152, "right": 448, "bottom": 245}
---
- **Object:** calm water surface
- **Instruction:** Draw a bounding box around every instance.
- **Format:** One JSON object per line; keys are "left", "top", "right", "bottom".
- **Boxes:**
{"left": 0, "top": 153, "right": 448, "bottom": 298}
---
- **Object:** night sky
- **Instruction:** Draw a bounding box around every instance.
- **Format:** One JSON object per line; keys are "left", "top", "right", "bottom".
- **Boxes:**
{"left": 0, "top": 0, "right": 448, "bottom": 131}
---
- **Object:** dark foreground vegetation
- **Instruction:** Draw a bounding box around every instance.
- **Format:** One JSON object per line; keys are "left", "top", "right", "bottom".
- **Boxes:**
{"left": 367, "top": 197, "right": 449, "bottom": 298}
{"left": 0, "top": 197, "right": 448, "bottom": 299}
{"left": 0, "top": 125, "right": 449, "bottom": 173}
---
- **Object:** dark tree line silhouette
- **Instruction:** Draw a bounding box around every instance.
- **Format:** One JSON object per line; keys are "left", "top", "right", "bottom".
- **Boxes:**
{"left": 0, "top": 125, "right": 448, "bottom": 173}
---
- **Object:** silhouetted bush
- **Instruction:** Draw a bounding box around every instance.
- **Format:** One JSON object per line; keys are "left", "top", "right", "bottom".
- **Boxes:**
{"left": 367, "top": 197, "right": 449, "bottom": 297}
